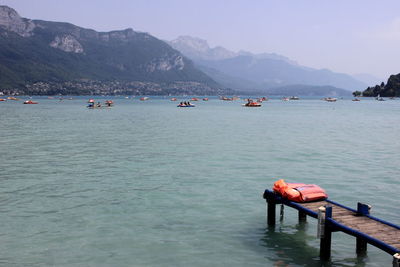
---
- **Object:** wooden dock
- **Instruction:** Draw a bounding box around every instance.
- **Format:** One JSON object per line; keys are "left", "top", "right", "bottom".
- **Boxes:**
{"left": 263, "top": 189, "right": 400, "bottom": 265}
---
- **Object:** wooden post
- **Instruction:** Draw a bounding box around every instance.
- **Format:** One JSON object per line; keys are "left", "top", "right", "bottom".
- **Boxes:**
{"left": 267, "top": 200, "right": 276, "bottom": 226}
{"left": 298, "top": 210, "right": 307, "bottom": 222}
{"left": 356, "top": 237, "right": 367, "bottom": 255}
{"left": 264, "top": 191, "right": 277, "bottom": 226}
{"left": 357, "top": 202, "right": 371, "bottom": 216}
{"left": 356, "top": 202, "right": 370, "bottom": 255}
{"left": 319, "top": 205, "right": 333, "bottom": 260}
{"left": 393, "top": 253, "right": 400, "bottom": 267}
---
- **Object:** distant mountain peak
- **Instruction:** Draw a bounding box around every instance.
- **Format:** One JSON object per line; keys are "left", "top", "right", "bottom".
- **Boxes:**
{"left": 169, "top": 35, "right": 236, "bottom": 61}
{"left": 0, "top": 5, "right": 35, "bottom": 37}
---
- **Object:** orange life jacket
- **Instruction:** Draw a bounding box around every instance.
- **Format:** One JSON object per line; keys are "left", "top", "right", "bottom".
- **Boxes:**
{"left": 273, "top": 179, "right": 327, "bottom": 202}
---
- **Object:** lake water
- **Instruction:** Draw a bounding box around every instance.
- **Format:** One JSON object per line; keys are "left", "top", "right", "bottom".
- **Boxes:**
{"left": 0, "top": 97, "right": 399, "bottom": 266}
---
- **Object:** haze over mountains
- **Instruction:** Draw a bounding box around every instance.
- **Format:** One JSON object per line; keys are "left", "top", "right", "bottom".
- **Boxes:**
{"left": 169, "top": 36, "right": 370, "bottom": 95}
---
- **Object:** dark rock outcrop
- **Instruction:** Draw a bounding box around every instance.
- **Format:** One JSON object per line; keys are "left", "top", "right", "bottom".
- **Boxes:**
{"left": 361, "top": 73, "right": 400, "bottom": 97}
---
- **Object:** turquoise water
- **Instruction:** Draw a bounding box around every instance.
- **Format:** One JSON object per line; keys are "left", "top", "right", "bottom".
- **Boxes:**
{"left": 0, "top": 97, "right": 399, "bottom": 266}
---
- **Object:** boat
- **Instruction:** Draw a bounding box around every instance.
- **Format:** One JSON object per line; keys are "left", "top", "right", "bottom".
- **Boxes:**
{"left": 170, "top": 98, "right": 177, "bottom": 101}
{"left": 7, "top": 96, "right": 19, "bottom": 101}
{"left": 0, "top": 98, "right": 6, "bottom": 101}
{"left": 282, "top": 97, "right": 289, "bottom": 101}
{"left": 177, "top": 103, "right": 195, "bottom": 107}
{"left": 191, "top": 97, "right": 199, "bottom": 101}
{"left": 289, "top": 96, "right": 299, "bottom": 100}
{"left": 243, "top": 100, "right": 261, "bottom": 107}
{"left": 376, "top": 95, "right": 385, "bottom": 101}
{"left": 352, "top": 98, "right": 360, "bottom": 101}
{"left": 105, "top": 100, "right": 114, "bottom": 107}
{"left": 140, "top": 97, "right": 149, "bottom": 101}
{"left": 220, "top": 96, "right": 234, "bottom": 101}
{"left": 202, "top": 98, "right": 209, "bottom": 101}
{"left": 324, "top": 97, "right": 337, "bottom": 102}
{"left": 23, "top": 100, "right": 38, "bottom": 104}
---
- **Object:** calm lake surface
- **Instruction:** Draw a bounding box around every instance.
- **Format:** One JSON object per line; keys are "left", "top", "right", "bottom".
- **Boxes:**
{"left": 0, "top": 97, "right": 399, "bottom": 266}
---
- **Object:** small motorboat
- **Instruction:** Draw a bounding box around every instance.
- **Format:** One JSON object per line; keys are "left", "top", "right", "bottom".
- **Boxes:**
{"left": 324, "top": 97, "right": 337, "bottom": 102}
{"left": 7, "top": 96, "right": 19, "bottom": 101}
{"left": 191, "top": 97, "right": 199, "bottom": 101}
{"left": 289, "top": 96, "right": 299, "bottom": 100}
{"left": 352, "top": 98, "right": 360, "bottom": 101}
{"left": 23, "top": 100, "right": 38, "bottom": 104}
{"left": 282, "top": 97, "right": 289, "bottom": 101}
{"left": 202, "top": 98, "right": 209, "bottom": 101}
{"left": 140, "top": 97, "right": 149, "bottom": 101}
{"left": 0, "top": 98, "right": 6, "bottom": 101}
{"left": 170, "top": 98, "right": 177, "bottom": 101}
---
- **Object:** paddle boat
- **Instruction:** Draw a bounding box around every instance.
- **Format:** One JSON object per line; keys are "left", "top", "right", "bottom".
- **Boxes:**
{"left": 23, "top": 100, "right": 38, "bottom": 104}
{"left": 105, "top": 100, "right": 114, "bottom": 107}
{"left": 243, "top": 100, "right": 261, "bottom": 107}
{"left": 0, "top": 98, "right": 6, "bottom": 101}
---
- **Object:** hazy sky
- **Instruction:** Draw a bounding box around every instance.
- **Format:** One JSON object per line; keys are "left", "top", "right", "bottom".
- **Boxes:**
{"left": 1, "top": 0, "right": 399, "bottom": 79}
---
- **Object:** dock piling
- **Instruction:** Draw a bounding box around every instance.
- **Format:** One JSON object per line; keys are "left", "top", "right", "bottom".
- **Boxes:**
{"left": 298, "top": 210, "right": 307, "bottom": 222}
{"left": 319, "top": 206, "right": 333, "bottom": 260}
{"left": 357, "top": 202, "right": 371, "bottom": 216}
{"left": 356, "top": 202, "right": 370, "bottom": 255}
{"left": 265, "top": 193, "right": 276, "bottom": 226}
{"left": 393, "top": 253, "right": 400, "bottom": 267}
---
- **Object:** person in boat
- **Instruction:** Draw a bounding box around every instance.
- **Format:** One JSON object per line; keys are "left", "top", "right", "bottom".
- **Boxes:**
{"left": 180, "top": 102, "right": 183, "bottom": 106}
{"left": 96, "top": 102, "right": 101, "bottom": 108}
{"left": 187, "top": 101, "right": 191, "bottom": 106}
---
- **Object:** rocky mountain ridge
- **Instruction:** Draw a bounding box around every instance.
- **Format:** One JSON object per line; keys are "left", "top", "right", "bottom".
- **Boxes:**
{"left": 0, "top": 6, "right": 221, "bottom": 95}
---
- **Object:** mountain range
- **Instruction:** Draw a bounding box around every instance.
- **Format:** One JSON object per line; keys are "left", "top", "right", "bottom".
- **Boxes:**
{"left": 0, "top": 5, "right": 377, "bottom": 96}
{"left": 0, "top": 5, "right": 224, "bottom": 95}
{"left": 169, "top": 36, "right": 369, "bottom": 94}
